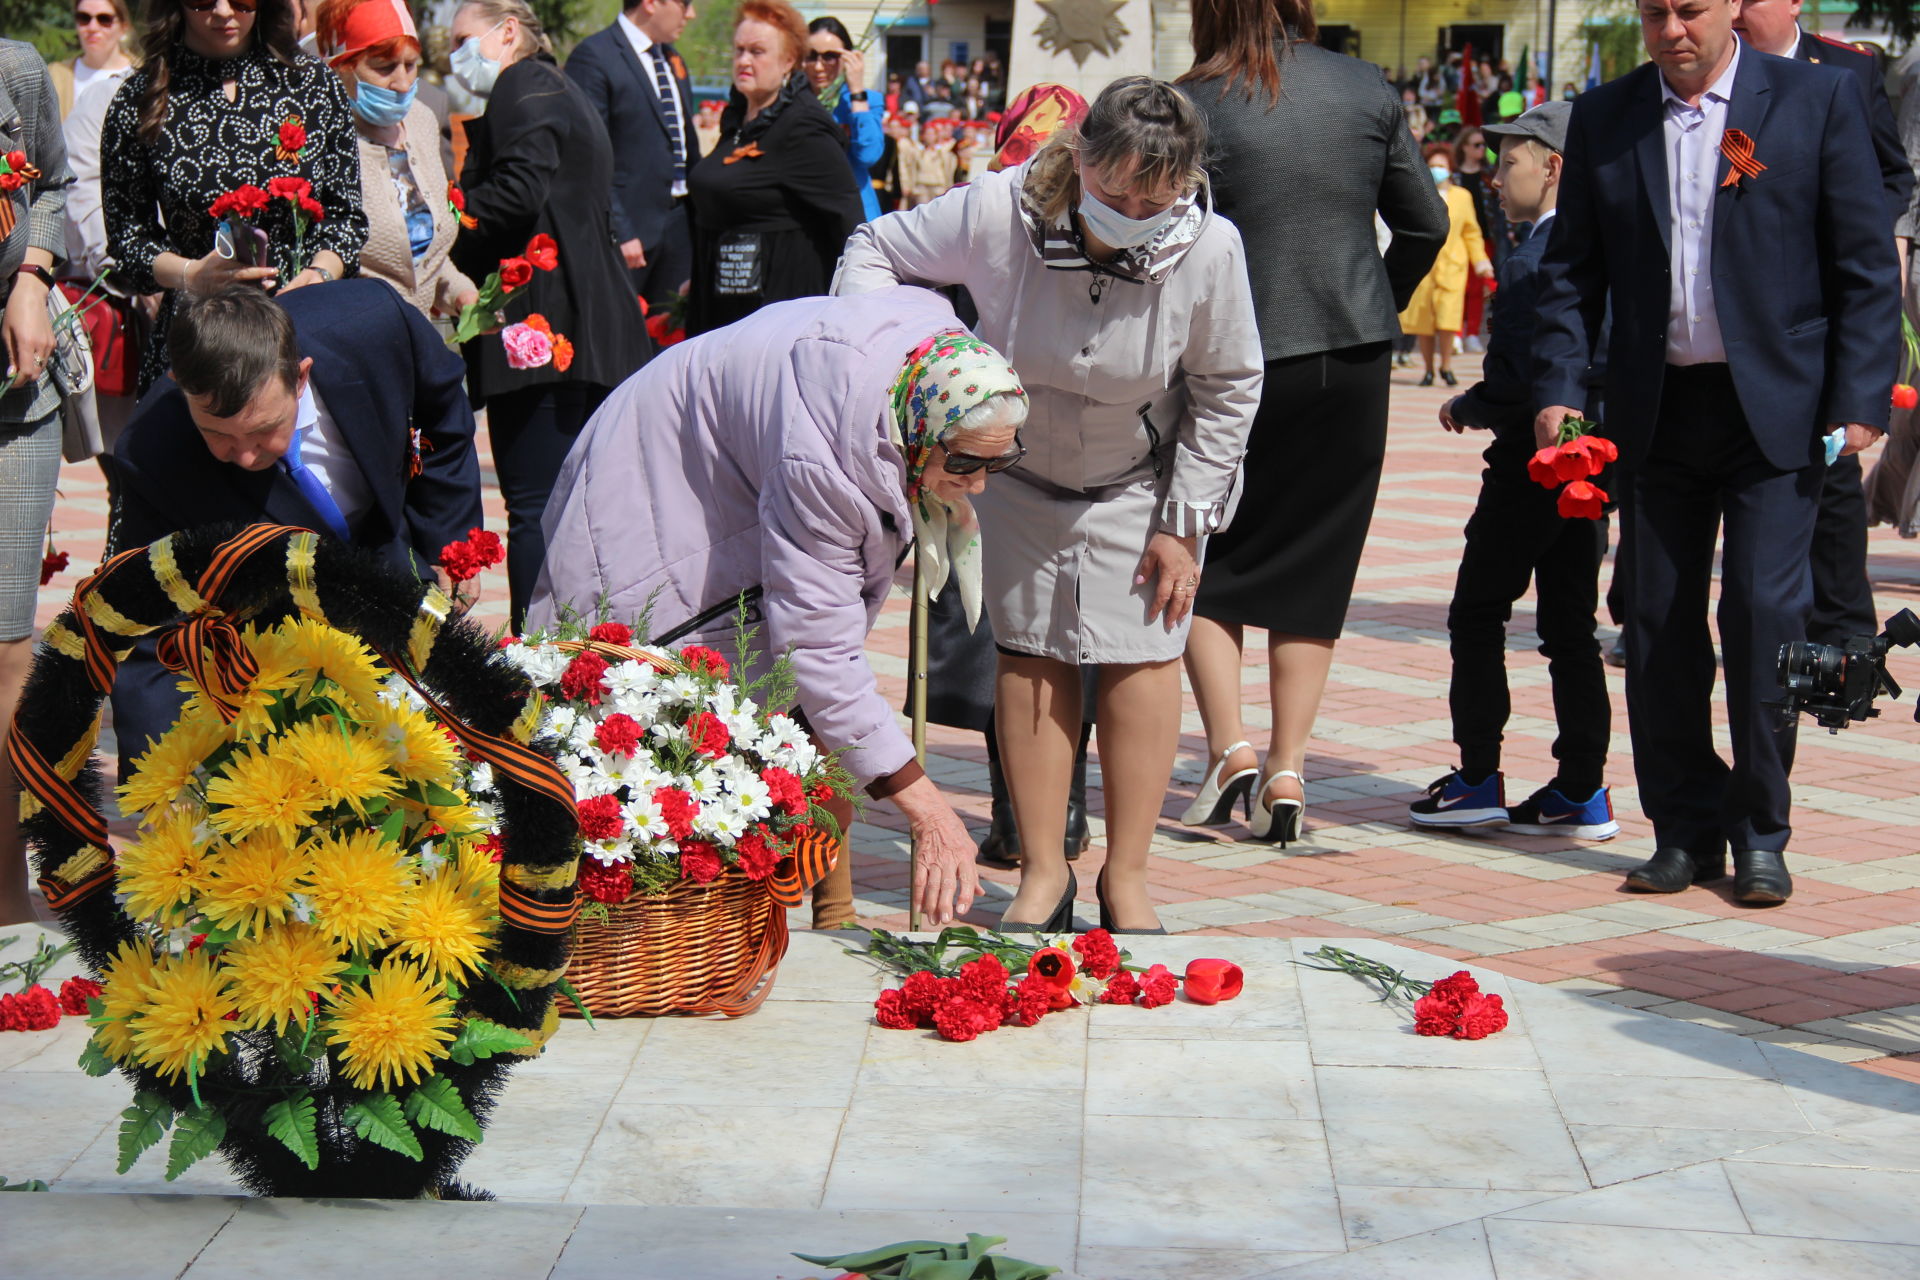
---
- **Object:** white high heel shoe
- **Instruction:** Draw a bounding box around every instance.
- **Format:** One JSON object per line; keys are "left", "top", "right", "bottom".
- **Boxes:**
{"left": 1249, "top": 770, "right": 1305, "bottom": 846}
{"left": 1181, "top": 740, "right": 1258, "bottom": 826}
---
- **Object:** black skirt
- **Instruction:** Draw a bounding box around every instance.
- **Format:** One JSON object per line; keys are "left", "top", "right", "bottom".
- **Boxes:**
{"left": 1195, "top": 341, "right": 1392, "bottom": 638}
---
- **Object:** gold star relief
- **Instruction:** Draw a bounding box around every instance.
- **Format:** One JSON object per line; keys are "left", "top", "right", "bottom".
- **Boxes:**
{"left": 1034, "top": 0, "right": 1129, "bottom": 65}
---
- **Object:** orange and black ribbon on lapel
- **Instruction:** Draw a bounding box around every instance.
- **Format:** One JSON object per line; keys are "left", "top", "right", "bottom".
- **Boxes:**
{"left": 1719, "top": 129, "right": 1766, "bottom": 188}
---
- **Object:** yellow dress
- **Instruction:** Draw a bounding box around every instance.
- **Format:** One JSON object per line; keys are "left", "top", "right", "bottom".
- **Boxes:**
{"left": 1399, "top": 182, "right": 1488, "bottom": 335}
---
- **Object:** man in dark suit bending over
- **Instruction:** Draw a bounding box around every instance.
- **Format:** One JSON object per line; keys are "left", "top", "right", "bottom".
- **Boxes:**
{"left": 106, "top": 281, "right": 483, "bottom": 766}
{"left": 1531, "top": 0, "right": 1901, "bottom": 904}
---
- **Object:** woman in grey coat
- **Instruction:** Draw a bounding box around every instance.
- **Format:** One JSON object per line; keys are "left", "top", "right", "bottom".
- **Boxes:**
{"left": 838, "top": 78, "right": 1262, "bottom": 934}
{"left": 1176, "top": 0, "right": 1447, "bottom": 844}
{"left": 0, "top": 39, "right": 72, "bottom": 927}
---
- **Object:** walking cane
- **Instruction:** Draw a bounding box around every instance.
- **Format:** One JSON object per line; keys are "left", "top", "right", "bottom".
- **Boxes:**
{"left": 908, "top": 550, "right": 928, "bottom": 932}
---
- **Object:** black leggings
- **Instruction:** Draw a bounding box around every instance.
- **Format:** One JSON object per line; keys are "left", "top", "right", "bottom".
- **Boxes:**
{"left": 486, "top": 381, "right": 609, "bottom": 631}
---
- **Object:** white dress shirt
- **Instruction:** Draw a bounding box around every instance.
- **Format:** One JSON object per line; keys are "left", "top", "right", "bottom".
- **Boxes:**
{"left": 617, "top": 12, "right": 689, "bottom": 198}
{"left": 1661, "top": 43, "right": 1741, "bottom": 365}
{"left": 293, "top": 385, "right": 374, "bottom": 531}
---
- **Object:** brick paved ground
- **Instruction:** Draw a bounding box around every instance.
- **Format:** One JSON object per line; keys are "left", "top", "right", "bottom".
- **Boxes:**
{"left": 40, "top": 351, "right": 1920, "bottom": 1082}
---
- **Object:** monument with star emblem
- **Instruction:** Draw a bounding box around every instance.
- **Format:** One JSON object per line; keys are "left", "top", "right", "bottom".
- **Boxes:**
{"left": 1008, "top": 0, "right": 1157, "bottom": 100}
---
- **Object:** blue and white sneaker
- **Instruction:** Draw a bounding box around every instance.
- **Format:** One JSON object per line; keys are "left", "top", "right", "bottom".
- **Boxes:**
{"left": 1504, "top": 785, "right": 1620, "bottom": 840}
{"left": 1408, "top": 770, "right": 1508, "bottom": 828}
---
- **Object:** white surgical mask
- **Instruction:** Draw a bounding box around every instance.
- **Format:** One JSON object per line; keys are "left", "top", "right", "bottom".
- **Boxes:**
{"left": 450, "top": 21, "right": 506, "bottom": 98}
{"left": 1077, "top": 185, "right": 1177, "bottom": 250}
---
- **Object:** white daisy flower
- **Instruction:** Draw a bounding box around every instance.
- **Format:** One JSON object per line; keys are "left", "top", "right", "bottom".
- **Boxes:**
{"left": 505, "top": 642, "right": 570, "bottom": 687}
{"left": 542, "top": 704, "right": 580, "bottom": 743}
{"left": 624, "top": 795, "right": 669, "bottom": 842}
{"left": 587, "top": 840, "right": 634, "bottom": 866}
{"left": 605, "top": 660, "right": 657, "bottom": 700}
{"left": 700, "top": 802, "right": 751, "bottom": 844}
{"left": 662, "top": 674, "right": 705, "bottom": 706}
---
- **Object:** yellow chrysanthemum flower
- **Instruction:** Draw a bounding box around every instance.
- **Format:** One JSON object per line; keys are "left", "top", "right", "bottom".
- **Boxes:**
{"left": 130, "top": 948, "right": 235, "bottom": 1082}
{"left": 281, "top": 619, "right": 387, "bottom": 718}
{"left": 221, "top": 922, "right": 349, "bottom": 1033}
{"left": 301, "top": 830, "right": 415, "bottom": 950}
{"left": 200, "top": 829, "right": 309, "bottom": 935}
{"left": 94, "top": 938, "right": 163, "bottom": 1063}
{"left": 180, "top": 624, "right": 306, "bottom": 745}
{"left": 325, "top": 957, "right": 457, "bottom": 1090}
{"left": 205, "top": 747, "right": 327, "bottom": 844}
{"left": 390, "top": 873, "right": 493, "bottom": 980}
{"left": 117, "top": 715, "right": 227, "bottom": 819}
{"left": 425, "top": 800, "right": 485, "bottom": 837}
{"left": 365, "top": 701, "right": 463, "bottom": 787}
{"left": 449, "top": 842, "right": 500, "bottom": 900}
{"left": 117, "top": 808, "right": 212, "bottom": 924}
{"left": 278, "top": 720, "right": 400, "bottom": 818}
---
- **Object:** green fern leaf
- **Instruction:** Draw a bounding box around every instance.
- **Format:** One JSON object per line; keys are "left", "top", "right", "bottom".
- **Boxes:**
{"left": 343, "top": 1093, "right": 423, "bottom": 1160}
{"left": 264, "top": 1093, "right": 320, "bottom": 1170}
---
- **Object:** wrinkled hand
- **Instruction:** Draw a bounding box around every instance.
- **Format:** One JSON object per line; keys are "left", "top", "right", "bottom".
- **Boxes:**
{"left": 620, "top": 238, "right": 647, "bottom": 270}
{"left": 890, "top": 774, "right": 979, "bottom": 925}
{"left": 1440, "top": 394, "right": 1465, "bottom": 433}
{"left": 1534, "top": 404, "right": 1581, "bottom": 452}
{"left": 2, "top": 275, "right": 53, "bottom": 386}
{"left": 1137, "top": 530, "right": 1201, "bottom": 629}
{"left": 1836, "top": 422, "right": 1884, "bottom": 457}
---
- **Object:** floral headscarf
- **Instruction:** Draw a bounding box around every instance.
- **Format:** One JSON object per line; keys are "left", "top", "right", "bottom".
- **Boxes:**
{"left": 889, "top": 332, "right": 1027, "bottom": 630}
{"left": 991, "top": 83, "right": 1088, "bottom": 173}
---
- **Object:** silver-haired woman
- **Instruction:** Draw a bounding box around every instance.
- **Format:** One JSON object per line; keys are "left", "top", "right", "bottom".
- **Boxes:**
{"left": 837, "top": 76, "right": 1262, "bottom": 934}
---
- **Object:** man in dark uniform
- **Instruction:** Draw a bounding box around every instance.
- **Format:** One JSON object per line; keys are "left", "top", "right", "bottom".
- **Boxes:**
{"left": 1736, "top": 0, "right": 1913, "bottom": 646}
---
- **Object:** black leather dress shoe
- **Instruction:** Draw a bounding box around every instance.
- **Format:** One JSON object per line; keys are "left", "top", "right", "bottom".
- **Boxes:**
{"left": 1732, "top": 849, "right": 1792, "bottom": 905}
{"left": 1624, "top": 846, "right": 1727, "bottom": 893}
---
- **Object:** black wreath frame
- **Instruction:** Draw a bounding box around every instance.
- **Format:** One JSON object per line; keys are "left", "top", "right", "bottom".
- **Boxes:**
{"left": 15, "top": 522, "right": 580, "bottom": 1198}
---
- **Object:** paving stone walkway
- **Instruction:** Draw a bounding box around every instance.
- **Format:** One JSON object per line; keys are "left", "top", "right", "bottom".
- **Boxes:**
{"left": 36, "top": 354, "right": 1920, "bottom": 1083}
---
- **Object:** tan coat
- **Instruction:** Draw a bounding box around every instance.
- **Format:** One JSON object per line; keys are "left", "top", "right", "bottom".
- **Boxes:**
{"left": 354, "top": 101, "right": 475, "bottom": 319}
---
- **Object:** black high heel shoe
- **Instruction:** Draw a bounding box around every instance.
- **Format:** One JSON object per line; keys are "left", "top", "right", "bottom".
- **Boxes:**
{"left": 999, "top": 869, "right": 1077, "bottom": 934}
{"left": 1095, "top": 869, "right": 1167, "bottom": 936}
{"left": 1440, "top": 368, "right": 1458, "bottom": 387}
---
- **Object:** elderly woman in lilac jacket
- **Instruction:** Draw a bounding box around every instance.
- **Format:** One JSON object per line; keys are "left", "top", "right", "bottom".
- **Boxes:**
{"left": 529, "top": 286, "right": 1028, "bottom": 928}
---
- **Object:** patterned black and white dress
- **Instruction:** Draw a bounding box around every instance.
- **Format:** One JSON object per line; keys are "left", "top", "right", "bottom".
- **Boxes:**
{"left": 100, "top": 44, "right": 367, "bottom": 392}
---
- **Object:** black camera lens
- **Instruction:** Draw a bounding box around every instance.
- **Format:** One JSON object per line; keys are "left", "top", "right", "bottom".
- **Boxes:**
{"left": 1778, "top": 640, "right": 1847, "bottom": 696}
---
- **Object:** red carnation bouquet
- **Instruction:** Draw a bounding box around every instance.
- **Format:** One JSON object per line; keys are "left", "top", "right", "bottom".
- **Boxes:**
{"left": 0, "top": 933, "right": 96, "bottom": 1033}
{"left": 449, "top": 233, "right": 560, "bottom": 346}
{"left": 207, "top": 177, "right": 324, "bottom": 277}
{"left": 468, "top": 609, "right": 853, "bottom": 909}
{"left": 862, "top": 927, "right": 1244, "bottom": 1042}
{"left": 1300, "top": 946, "right": 1509, "bottom": 1041}
{"left": 1528, "top": 413, "right": 1617, "bottom": 521}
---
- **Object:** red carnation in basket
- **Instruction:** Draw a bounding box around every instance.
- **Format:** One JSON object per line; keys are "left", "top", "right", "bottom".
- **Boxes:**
{"left": 560, "top": 650, "right": 611, "bottom": 705}
{"left": 733, "top": 826, "right": 780, "bottom": 880}
{"left": 762, "top": 766, "right": 807, "bottom": 816}
{"left": 58, "top": 976, "right": 103, "bottom": 1016}
{"left": 686, "top": 711, "right": 731, "bottom": 758}
{"left": 592, "top": 712, "right": 643, "bottom": 758}
{"left": 575, "top": 793, "right": 625, "bottom": 842}
{"left": 654, "top": 786, "right": 698, "bottom": 840}
{"left": 679, "top": 840, "right": 724, "bottom": 883}
{"left": 807, "top": 779, "right": 837, "bottom": 806}
{"left": 578, "top": 859, "right": 634, "bottom": 904}
{"left": 588, "top": 621, "right": 633, "bottom": 646}
{"left": 679, "top": 644, "right": 730, "bottom": 677}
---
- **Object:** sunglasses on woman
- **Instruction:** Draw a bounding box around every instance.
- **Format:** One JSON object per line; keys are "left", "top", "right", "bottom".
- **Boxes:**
{"left": 74, "top": 10, "right": 119, "bottom": 23}
{"left": 182, "top": 0, "right": 258, "bottom": 12}
{"left": 941, "top": 436, "right": 1026, "bottom": 475}
{"left": 802, "top": 50, "right": 843, "bottom": 65}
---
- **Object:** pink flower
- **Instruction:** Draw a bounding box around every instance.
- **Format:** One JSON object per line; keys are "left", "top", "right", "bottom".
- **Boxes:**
{"left": 501, "top": 322, "right": 553, "bottom": 370}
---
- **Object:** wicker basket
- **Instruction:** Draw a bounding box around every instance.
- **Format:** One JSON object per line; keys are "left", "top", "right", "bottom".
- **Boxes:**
{"left": 563, "top": 870, "right": 790, "bottom": 1017}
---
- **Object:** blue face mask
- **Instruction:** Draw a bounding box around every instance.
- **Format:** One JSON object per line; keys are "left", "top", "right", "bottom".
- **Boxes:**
{"left": 354, "top": 78, "right": 417, "bottom": 127}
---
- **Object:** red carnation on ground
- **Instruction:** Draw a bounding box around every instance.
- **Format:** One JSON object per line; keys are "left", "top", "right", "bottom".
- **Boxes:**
{"left": 686, "top": 711, "right": 730, "bottom": 758}
{"left": 498, "top": 257, "right": 533, "bottom": 291}
{"left": 560, "top": 650, "right": 611, "bottom": 704}
{"left": 679, "top": 644, "right": 729, "bottom": 677}
{"left": 578, "top": 859, "right": 634, "bottom": 904}
{"left": 933, "top": 995, "right": 1002, "bottom": 1042}
{"left": 0, "top": 985, "right": 61, "bottom": 1031}
{"left": 1428, "top": 971, "right": 1479, "bottom": 1003}
{"left": 762, "top": 766, "right": 807, "bottom": 815}
{"left": 1556, "top": 479, "right": 1608, "bottom": 521}
{"left": 58, "top": 976, "right": 103, "bottom": 1016}
{"left": 679, "top": 840, "right": 724, "bottom": 883}
{"left": 592, "top": 713, "right": 643, "bottom": 758}
{"left": 1412, "top": 990, "right": 1461, "bottom": 1036}
{"left": 575, "top": 793, "right": 625, "bottom": 842}
{"left": 1072, "top": 928, "right": 1121, "bottom": 979}
{"left": 1099, "top": 970, "right": 1141, "bottom": 1004}
{"left": 39, "top": 550, "right": 66, "bottom": 585}
{"left": 874, "top": 987, "right": 918, "bottom": 1030}
{"left": 1137, "top": 963, "right": 1178, "bottom": 1008}
{"left": 524, "top": 233, "right": 559, "bottom": 271}
{"left": 733, "top": 827, "right": 780, "bottom": 880}
{"left": 898, "top": 970, "right": 954, "bottom": 1025}
{"left": 1004, "top": 975, "right": 1054, "bottom": 1026}
{"left": 957, "top": 953, "right": 1009, "bottom": 1005}
{"left": 654, "top": 786, "right": 698, "bottom": 840}
{"left": 1455, "top": 992, "right": 1509, "bottom": 1040}
{"left": 588, "top": 621, "right": 633, "bottom": 646}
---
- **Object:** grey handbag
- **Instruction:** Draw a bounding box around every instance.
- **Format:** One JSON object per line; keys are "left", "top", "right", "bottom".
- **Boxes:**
{"left": 45, "top": 283, "right": 101, "bottom": 462}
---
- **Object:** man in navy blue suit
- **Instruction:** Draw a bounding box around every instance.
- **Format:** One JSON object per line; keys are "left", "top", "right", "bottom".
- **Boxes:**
{"left": 1532, "top": 0, "right": 1901, "bottom": 905}
{"left": 105, "top": 281, "right": 483, "bottom": 766}
{"left": 566, "top": 0, "right": 702, "bottom": 309}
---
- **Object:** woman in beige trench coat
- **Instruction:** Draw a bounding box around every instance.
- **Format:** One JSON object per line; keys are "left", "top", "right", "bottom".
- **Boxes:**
{"left": 836, "top": 76, "right": 1262, "bottom": 933}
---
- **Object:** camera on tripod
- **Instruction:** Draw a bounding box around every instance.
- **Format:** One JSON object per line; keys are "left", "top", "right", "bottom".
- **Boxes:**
{"left": 1774, "top": 608, "right": 1920, "bottom": 732}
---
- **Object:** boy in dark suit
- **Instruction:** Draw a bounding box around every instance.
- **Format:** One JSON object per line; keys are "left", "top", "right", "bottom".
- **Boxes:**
{"left": 1410, "top": 102, "right": 1616, "bottom": 841}
{"left": 105, "top": 281, "right": 483, "bottom": 766}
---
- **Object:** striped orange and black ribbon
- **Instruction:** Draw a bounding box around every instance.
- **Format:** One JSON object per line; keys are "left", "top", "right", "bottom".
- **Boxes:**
{"left": 496, "top": 877, "right": 578, "bottom": 934}
{"left": 156, "top": 616, "right": 258, "bottom": 723}
{"left": 1719, "top": 129, "right": 1766, "bottom": 188}
{"left": 7, "top": 729, "right": 108, "bottom": 848}
{"left": 768, "top": 825, "right": 841, "bottom": 909}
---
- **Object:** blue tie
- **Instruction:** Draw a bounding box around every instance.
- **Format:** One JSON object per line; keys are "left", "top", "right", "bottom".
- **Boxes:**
{"left": 281, "top": 426, "right": 351, "bottom": 542}
{"left": 649, "top": 47, "right": 688, "bottom": 185}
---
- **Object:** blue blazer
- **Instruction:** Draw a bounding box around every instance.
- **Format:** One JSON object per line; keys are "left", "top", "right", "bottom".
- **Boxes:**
{"left": 109, "top": 279, "right": 483, "bottom": 574}
{"left": 565, "top": 23, "right": 702, "bottom": 250}
{"left": 1792, "top": 29, "right": 1913, "bottom": 229}
{"left": 1531, "top": 52, "right": 1901, "bottom": 472}
{"left": 830, "top": 86, "right": 885, "bottom": 222}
